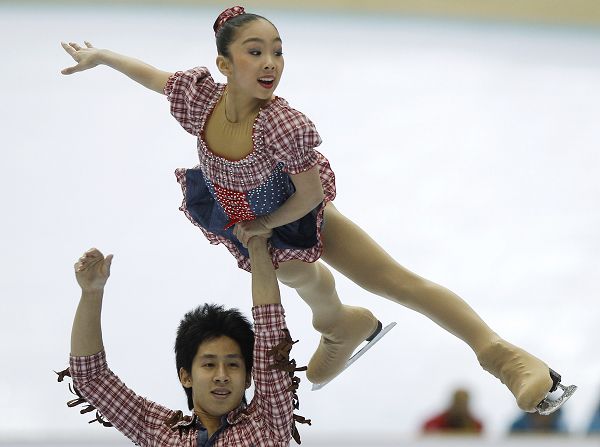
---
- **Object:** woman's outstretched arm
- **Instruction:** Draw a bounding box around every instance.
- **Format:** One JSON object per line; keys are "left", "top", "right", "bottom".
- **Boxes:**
{"left": 61, "top": 41, "right": 173, "bottom": 94}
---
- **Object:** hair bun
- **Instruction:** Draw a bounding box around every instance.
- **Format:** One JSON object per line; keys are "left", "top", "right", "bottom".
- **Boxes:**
{"left": 213, "top": 6, "right": 246, "bottom": 35}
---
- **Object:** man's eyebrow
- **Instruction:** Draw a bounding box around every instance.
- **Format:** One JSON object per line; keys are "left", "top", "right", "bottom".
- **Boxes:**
{"left": 242, "top": 37, "right": 283, "bottom": 45}
{"left": 199, "top": 353, "right": 243, "bottom": 359}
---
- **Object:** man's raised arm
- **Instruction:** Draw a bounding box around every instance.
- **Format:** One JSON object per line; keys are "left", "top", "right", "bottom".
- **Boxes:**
{"left": 246, "top": 236, "right": 280, "bottom": 306}
{"left": 70, "top": 248, "right": 113, "bottom": 356}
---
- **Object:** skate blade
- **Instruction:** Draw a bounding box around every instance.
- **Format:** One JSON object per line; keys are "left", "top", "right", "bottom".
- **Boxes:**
{"left": 311, "top": 322, "right": 397, "bottom": 391}
{"left": 536, "top": 383, "right": 577, "bottom": 415}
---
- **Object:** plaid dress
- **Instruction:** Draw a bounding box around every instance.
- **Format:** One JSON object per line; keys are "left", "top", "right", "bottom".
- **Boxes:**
{"left": 165, "top": 67, "right": 336, "bottom": 272}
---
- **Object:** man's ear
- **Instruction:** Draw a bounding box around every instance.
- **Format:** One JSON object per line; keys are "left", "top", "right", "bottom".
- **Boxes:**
{"left": 216, "top": 55, "right": 232, "bottom": 77}
{"left": 179, "top": 367, "right": 193, "bottom": 389}
{"left": 245, "top": 372, "right": 252, "bottom": 390}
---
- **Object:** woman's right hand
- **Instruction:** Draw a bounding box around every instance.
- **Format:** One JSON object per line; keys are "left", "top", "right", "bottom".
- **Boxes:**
{"left": 61, "top": 41, "right": 101, "bottom": 75}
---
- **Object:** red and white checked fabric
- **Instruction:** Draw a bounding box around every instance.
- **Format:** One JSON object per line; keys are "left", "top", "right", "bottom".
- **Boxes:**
{"left": 213, "top": 6, "right": 246, "bottom": 35}
{"left": 165, "top": 68, "right": 337, "bottom": 271}
{"left": 69, "top": 304, "right": 296, "bottom": 447}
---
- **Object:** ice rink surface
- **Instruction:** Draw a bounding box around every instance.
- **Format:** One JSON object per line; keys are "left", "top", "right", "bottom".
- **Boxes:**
{"left": 0, "top": 3, "right": 599, "bottom": 445}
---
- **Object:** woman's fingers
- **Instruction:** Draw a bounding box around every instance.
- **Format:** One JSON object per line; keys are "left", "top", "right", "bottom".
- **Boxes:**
{"left": 61, "top": 41, "right": 77, "bottom": 56}
{"left": 61, "top": 41, "right": 84, "bottom": 74}
{"left": 233, "top": 225, "right": 247, "bottom": 247}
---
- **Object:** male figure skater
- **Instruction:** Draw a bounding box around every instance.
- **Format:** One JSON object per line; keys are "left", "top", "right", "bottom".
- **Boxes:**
{"left": 58, "top": 235, "right": 308, "bottom": 446}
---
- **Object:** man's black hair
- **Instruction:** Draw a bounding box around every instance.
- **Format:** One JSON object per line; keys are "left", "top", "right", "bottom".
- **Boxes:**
{"left": 175, "top": 303, "right": 254, "bottom": 410}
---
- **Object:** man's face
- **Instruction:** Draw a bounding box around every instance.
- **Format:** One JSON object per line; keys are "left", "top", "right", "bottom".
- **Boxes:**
{"left": 180, "top": 335, "right": 250, "bottom": 419}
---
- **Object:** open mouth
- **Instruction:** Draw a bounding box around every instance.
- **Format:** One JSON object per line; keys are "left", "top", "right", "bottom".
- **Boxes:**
{"left": 211, "top": 390, "right": 231, "bottom": 399}
{"left": 258, "top": 77, "right": 275, "bottom": 89}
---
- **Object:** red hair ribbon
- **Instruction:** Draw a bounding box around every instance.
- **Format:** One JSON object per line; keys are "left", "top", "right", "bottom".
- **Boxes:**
{"left": 213, "top": 6, "right": 246, "bottom": 35}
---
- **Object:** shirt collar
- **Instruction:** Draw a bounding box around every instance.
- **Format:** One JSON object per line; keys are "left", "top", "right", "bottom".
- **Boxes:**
{"left": 226, "top": 402, "right": 251, "bottom": 425}
{"left": 171, "top": 413, "right": 198, "bottom": 429}
{"left": 174, "top": 402, "right": 249, "bottom": 430}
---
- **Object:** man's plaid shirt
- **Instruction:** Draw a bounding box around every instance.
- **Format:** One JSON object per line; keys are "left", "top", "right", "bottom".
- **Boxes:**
{"left": 69, "top": 304, "right": 298, "bottom": 446}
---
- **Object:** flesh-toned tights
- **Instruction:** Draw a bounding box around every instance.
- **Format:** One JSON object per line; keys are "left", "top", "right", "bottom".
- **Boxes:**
{"left": 275, "top": 201, "right": 498, "bottom": 355}
{"left": 275, "top": 202, "right": 553, "bottom": 412}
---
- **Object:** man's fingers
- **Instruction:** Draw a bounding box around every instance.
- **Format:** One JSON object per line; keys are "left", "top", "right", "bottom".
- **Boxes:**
{"left": 75, "top": 258, "right": 99, "bottom": 271}
{"left": 84, "top": 248, "right": 103, "bottom": 259}
{"left": 83, "top": 257, "right": 103, "bottom": 270}
{"left": 74, "top": 248, "right": 105, "bottom": 270}
{"left": 84, "top": 41, "right": 93, "bottom": 48}
{"left": 104, "top": 254, "right": 113, "bottom": 272}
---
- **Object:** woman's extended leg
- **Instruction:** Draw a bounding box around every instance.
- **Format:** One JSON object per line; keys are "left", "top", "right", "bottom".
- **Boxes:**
{"left": 276, "top": 259, "right": 379, "bottom": 384}
{"left": 320, "top": 202, "right": 553, "bottom": 412}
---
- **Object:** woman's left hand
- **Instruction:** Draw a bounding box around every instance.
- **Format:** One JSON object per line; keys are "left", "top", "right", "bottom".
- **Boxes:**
{"left": 234, "top": 217, "right": 272, "bottom": 247}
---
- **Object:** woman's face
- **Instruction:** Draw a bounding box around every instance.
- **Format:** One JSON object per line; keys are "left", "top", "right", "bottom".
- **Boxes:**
{"left": 219, "top": 18, "right": 284, "bottom": 101}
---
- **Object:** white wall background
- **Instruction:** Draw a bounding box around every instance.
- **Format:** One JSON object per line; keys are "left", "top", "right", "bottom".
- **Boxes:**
{"left": 0, "top": 3, "right": 599, "bottom": 444}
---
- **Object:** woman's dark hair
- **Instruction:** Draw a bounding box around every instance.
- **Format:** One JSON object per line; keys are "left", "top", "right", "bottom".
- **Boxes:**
{"left": 175, "top": 303, "right": 254, "bottom": 410}
{"left": 215, "top": 13, "right": 273, "bottom": 58}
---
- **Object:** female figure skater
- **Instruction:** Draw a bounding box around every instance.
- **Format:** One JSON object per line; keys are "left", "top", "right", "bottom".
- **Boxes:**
{"left": 60, "top": 6, "right": 573, "bottom": 413}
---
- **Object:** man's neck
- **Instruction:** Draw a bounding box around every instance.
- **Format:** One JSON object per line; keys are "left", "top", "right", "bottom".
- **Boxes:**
{"left": 195, "top": 410, "right": 224, "bottom": 437}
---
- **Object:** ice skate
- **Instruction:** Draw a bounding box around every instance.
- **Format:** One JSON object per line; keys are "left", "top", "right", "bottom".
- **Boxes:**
{"left": 307, "top": 305, "right": 394, "bottom": 388}
{"left": 477, "top": 339, "right": 576, "bottom": 414}
{"left": 535, "top": 369, "right": 577, "bottom": 415}
{"left": 311, "top": 320, "right": 397, "bottom": 391}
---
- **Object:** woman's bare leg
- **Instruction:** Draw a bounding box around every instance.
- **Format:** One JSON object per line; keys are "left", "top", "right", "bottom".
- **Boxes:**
{"left": 320, "top": 202, "right": 553, "bottom": 412}
{"left": 276, "top": 259, "right": 379, "bottom": 383}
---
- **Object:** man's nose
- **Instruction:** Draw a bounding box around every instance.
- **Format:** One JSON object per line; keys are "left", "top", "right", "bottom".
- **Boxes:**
{"left": 214, "top": 364, "right": 230, "bottom": 382}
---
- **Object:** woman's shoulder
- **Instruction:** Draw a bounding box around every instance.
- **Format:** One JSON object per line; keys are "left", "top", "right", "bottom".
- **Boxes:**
{"left": 178, "top": 66, "right": 214, "bottom": 82}
{"left": 262, "top": 97, "right": 316, "bottom": 132}
{"left": 165, "top": 66, "right": 223, "bottom": 97}
{"left": 261, "top": 98, "right": 322, "bottom": 151}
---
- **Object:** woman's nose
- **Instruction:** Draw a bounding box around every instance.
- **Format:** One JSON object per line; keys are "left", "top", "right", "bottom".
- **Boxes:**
{"left": 263, "top": 55, "right": 275, "bottom": 70}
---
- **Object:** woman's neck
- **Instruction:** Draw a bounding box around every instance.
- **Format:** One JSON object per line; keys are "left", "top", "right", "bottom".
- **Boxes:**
{"left": 224, "top": 87, "right": 269, "bottom": 123}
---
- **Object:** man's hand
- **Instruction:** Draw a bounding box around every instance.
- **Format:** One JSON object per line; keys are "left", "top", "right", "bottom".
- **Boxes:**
{"left": 74, "top": 248, "right": 113, "bottom": 292}
{"left": 71, "top": 248, "right": 112, "bottom": 356}
{"left": 61, "top": 41, "right": 101, "bottom": 75}
{"left": 234, "top": 217, "right": 272, "bottom": 247}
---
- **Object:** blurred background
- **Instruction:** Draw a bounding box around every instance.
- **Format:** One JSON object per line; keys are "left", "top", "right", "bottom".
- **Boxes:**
{"left": 1, "top": 0, "right": 599, "bottom": 446}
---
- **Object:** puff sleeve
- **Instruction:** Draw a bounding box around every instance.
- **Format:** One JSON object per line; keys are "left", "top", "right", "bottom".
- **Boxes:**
{"left": 265, "top": 105, "right": 322, "bottom": 175}
{"left": 164, "top": 66, "right": 217, "bottom": 136}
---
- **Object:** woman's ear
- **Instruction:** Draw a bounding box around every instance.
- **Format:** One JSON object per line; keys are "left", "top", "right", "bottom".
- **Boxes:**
{"left": 216, "top": 55, "right": 232, "bottom": 77}
{"left": 179, "top": 367, "right": 193, "bottom": 389}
